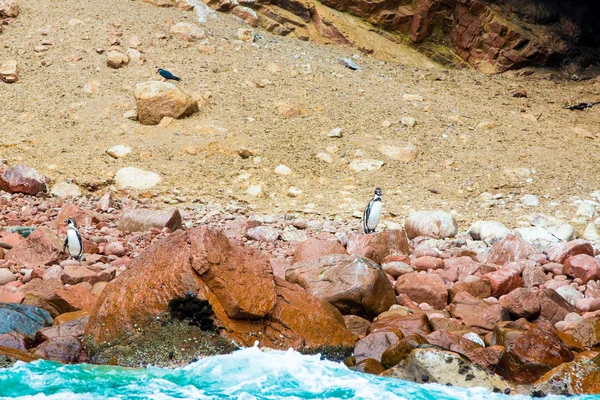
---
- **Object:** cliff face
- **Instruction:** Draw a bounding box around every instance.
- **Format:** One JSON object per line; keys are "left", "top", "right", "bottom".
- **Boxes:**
{"left": 200, "top": 0, "right": 600, "bottom": 72}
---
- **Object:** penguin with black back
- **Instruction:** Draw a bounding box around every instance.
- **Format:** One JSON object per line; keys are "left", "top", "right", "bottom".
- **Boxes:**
{"left": 157, "top": 68, "right": 181, "bottom": 82}
{"left": 362, "top": 188, "right": 382, "bottom": 234}
{"left": 63, "top": 218, "right": 83, "bottom": 261}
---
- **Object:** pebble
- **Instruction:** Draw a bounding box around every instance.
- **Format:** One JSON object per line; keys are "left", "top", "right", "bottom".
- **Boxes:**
{"left": 274, "top": 165, "right": 292, "bottom": 176}
{"left": 287, "top": 187, "right": 302, "bottom": 197}
{"left": 247, "top": 184, "right": 263, "bottom": 196}
{"left": 315, "top": 152, "right": 333, "bottom": 163}
{"left": 401, "top": 117, "right": 416, "bottom": 127}
{"left": 106, "top": 145, "right": 132, "bottom": 159}
{"left": 576, "top": 202, "right": 597, "bottom": 218}
{"left": 0, "top": 60, "right": 19, "bottom": 83}
{"left": 327, "top": 128, "right": 343, "bottom": 138}
{"left": 520, "top": 194, "right": 540, "bottom": 207}
{"left": 348, "top": 159, "right": 384, "bottom": 172}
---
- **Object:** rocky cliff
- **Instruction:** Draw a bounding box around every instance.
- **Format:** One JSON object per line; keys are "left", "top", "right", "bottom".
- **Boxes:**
{"left": 197, "top": 0, "right": 600, "bottom": 72}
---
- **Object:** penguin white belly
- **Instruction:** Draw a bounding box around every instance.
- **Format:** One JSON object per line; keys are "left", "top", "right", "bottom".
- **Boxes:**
{"left": 367, "top": 201, "right": 382, "bottom": 230}
{"left": 67, "top": 229, "right": 81, "bottom": 256}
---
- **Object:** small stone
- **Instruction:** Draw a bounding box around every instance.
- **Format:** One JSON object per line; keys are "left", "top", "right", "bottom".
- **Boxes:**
{"left": 521, "top": 194, "right": 540, "bottom": 207}
{"left": 106, "top": 50, "right": 129, "bottom": 69}
{"left": 50, "top": 182, "right": 82, "bottom": 198}
{"left": 0, "top": 60, "right": 19, "bottom": 83}
{"left": 247, "top": 184, "right": 263, "bottom": 197}
{"left": 170, "top": 22, "right": 206, "bottom": 42}
{"left": 583, "top": 218, "right": 600, "bottom": 241}
{"left": 401, "top": 117, "right": 416, "bottom": 127}
{"left": 197, "top": 44, "right": 216, "bottom": 54}
{"left": 83, "top": 80, "right": 100, "bottom": 94}
{"left": 123, "top": 110, "right": 138, "bottom": 121}
{"left": 128, "top": 36, "right": 142, "bottom": 48}
{"left": 237, "top": 28, "right": 255, "bottom": 43}
{"left": 327, "top": 128, "right": 343, "bottom": 138}
{"left": 104, "top": 242, "right": 126, "bottom": 257}
{"left": 512, "top": 89, "right": 527, "bottom": 98}
{"left": 576, "top": 202, "right": 597, "bottom": 219}
{"left": 348, "top": 159, "right": 384, "bottom": 172}
{"left": 339, "top": 58, "right": 360, "bottom": 71}
{"left": 106, "top": 145, "right": 131, "bottom": 159}
{"left": 402, "top": 93, "right": 423, "bottom": 101}
{"left": 288, "top": 187, "right": 302, "bottom": 197}
{"left": 315, "top": 152, "right": 333, "bottom": 163}
{"left": 378, "top": 143, "right": 418, "bottom": 162}
{"left": 274, "top": 164, "right": 292, "bottom": 176}
{"left": 247, "top": 226, "right": 279, "bottom": 242}
{"left": 114, "top": 167, "right": 161, "bottom": 190}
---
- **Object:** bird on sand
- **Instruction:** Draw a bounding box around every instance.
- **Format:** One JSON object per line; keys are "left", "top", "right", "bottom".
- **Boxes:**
{"left": 63, "top": 218, "right": 83, "bottom": 261}
{"left": 362, "top": 188, "right": 382, "bottom": 234}
{"left": 156, "top": 68, "right": 181, "bottom": 82}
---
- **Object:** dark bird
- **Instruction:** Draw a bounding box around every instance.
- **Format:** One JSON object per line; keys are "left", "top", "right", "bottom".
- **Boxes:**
{"left": 63, "top": 218, "right": 83, "bottom": 261}
{"left": 157, "top": 68, "right": 181, "bottom": 82}
{"left": 362, "top": 188, "right": 382, "bottom": 234}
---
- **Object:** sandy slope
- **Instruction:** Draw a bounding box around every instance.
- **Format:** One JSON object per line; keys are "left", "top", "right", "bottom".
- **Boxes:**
{"left": 1, "top": 0, "right": 600, "bottom": 232}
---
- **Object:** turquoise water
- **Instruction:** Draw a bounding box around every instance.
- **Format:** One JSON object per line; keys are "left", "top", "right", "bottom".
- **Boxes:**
{"left": 0, "top": 347, "right": 595, "bottom": 400}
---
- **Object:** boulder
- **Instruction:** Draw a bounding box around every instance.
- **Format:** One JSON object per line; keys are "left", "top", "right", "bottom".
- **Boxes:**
{"left": 0, "top": 303, "right": 53, "bottom": 339}
{"left": 482, "top": 265, "right": 523, "bottom": 298}
{"left": 382, "top": 348, "right": 512, "bottom": 392}
{"left": 368, "top": 313, "right": 431, "bottom": 337}
{"left": 291, "top": 238, "right": 347, "bottom": 264}
{"left": 0, "top": 331, "right": 29, "bottom": 351}
{"left": 412, "top": 256, "right": 444, "bottom": 272}
{"left": 394, "top": 272, "right": 447, "bottom": 310}
{"left": 467, "top": 220, "right": 511, "bottom": 244}
{"left": 35, "top": 315, "right": 89, "bottom": 342}
{"left": 404, "top": 211, "right": 457, "bottom": 239}
{"left": 537, "top": 288, "right": 578, "bottom": 325}
{"left": 354, "top": 330, "right": 403, "bottom": 362}
{"left": 425, "top": 330, "right": 483, "bottom": 356}
{"left": 285, "top": 254, "right": 396, "bottom": 318}
{"left": 61, "top": 266, "right": 114, "bottom": 286}
{"left": 133, "top": 81, "right": 197, "bottom": 125}
{"left": 449, "top": 276, "right": 492, "bottom": 301}
{"left": 118, "top": 208, "right": 182, "bottom": 233}
{"left": 499, "top": 288, "right": 540, "bottom": 320}
{"left": 0, "top": 162, "right": 48, "bottom": 194}
{"left": 246, "top": 226, "right": 279, "bottom": 242}
{"left": 532, "top": 356, "right": 600, "bottom": 396}
{"left": 55, "top": 286, "right": 98, "bottom": 313}
{"left": 346, "top": 230, "right": 409, "bottom": 265}
{"left": 343, "top": 315, "right": 371, "bottom": 338}
{"left": 55, "top": 204, "right": 98, "bottom": 233}
{"left": 563, "top": 254, "right": 600, "bottom": 283}
{"left": 6, "top": 227, "right": 65, "bottom": 266}
{"left": 33, "top": 336, "right": 83, "bottom": 363}
{"left": 546, "top": 240, "right": 594, "bottom": 264}
{"left": 448, "top": 292, "right": 510, "bottom": 330}
{"left": 570, "top": 317, "right": 600, "bottom": 348}
{"left": 466, "top": 345, "right": 504, "bottom": 371}
{"left": 486, "top": 234, "right": 538, "bottom": 265}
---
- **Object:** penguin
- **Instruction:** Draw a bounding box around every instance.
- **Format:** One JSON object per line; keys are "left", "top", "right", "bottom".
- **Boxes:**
{"left": 156, "top": 68, "right": 181, "bottom": 82}
{"left": 63, "top": 218, "right": 83, "bottom": 261}
{"left": 362, "top": 188, "right": 382, "bottom": 234}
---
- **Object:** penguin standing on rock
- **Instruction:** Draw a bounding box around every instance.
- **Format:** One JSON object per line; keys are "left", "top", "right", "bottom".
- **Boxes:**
{"left": 362, "top": 188, "right": 382, "bottom": 234}
{"left": 156, "top": 68, "right": 181, "bottom": 82}
{"left": 63, "top": 218, "right": 83, "bottom": 261}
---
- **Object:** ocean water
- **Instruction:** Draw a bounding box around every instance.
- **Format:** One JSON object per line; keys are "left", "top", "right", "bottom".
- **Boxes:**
{"left": 0, "top": 347, "right": 596, "bottom": 400}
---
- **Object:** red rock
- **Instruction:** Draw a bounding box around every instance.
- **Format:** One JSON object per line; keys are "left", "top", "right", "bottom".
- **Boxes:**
{"left": 346, "top": 229, "right": 409, "bottom": 265}
{"left": 0, "top": 162, "right": 48, "bottom": 194}
{"left": 449, "top": 276, "right": 492, "bottom": 301}
{"left": 466, "top": 345, "right": 504, "bottom": 371}
{"left": 394, "top": 272, "right": 447, "bottom": 310}
{"left": 354, "top": 358, "right": 386, "bottom": 374}
{"left": 286, "top": 254, "right": 396, "bottom": 318}
{"left": 269, "top": 258, "right": 292, "bottom": 279}
{"left": 538, "top": 288, "right": 578, "bottom": 324}
{"left": 103, "top": 241, "right": 126, "bottom": 257}
{"left": 35, "top": 315, "right": 89, "bottom": 342}
{"left": 499, "top": 288, "right": 541, "bottom": 319}
{"left": 343, "top": 315, "right": 371, "bottom": 338}
{"left": 448, "top": 292, "right": 510, "bottom": 330}
{"left": 482, "top": 265, "right": 523, "bottom": 298}
{"left": 33, "top": 336, "right": 83, "bottom": 363}
{"left": 118, "top": 208, "right": 182, "bottom": 233}
{"left": 381, "top": 333, "right": 429, "bottom": 369}
{"left": 397, "top": 293, "right": 420, "bottom": 308}
{"left": 563, "top": 254, "right": 600, "bottom": 283}
{"left": 55, "top": 204, "right": 99, "bottom": 234}
{"left": 486, "top": 234, "right": 538, "bottom": 265}
{"left": 96, "top": 192, "right": 113, "bottom": 212}
{"left": 0, "top": 331, "right": 29, "bottom": 351}
{"left": 425, "top": 330, "right": 482, "bottom": 356}
{"left": 354, "top": 330, "right": 403, "bottom": 362}
{"left": 86, "top": 228, "right": 356, "bottom": 351}
{"left": 382, "top": 261, "right": 413, "bottom": 279}
{"left": 0, "top": 288, "right": 24, "bottom": 303}
{"left": 291, "top": 238, "right": 347, "bottom": 264}
{"left": 570, "top": 317, "right": 600, "bottom": 348}
{"left": 61, "top": 266, "right": 101, "bottom": 286}
{"left": 546, "top": 240, "right": 594, "bottom": 264}
{"left": 55, "top": 285, "right": 98, "bottom": 313}
{"left": 523, "top": 266, "right": 550, "bottom": 288}
{"left": 412, "top": 256, "right": 444, "bottom": 271}
{"left": 18, "top": 278, "right": 77, "bottom": 317}
{"left": 368, "top": 313, "right": 431, "bottom": 337}
{"left": 0, "top": 232, "right": 23, "bottom": 248}
{"left": 443, "top": 256, "right": 481, "bottom": 280}
{"left": 5, "top": 227, "right": 65, "bottom": 266}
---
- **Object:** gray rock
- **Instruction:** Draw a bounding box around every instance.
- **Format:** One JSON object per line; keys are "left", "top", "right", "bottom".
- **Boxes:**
{"left": 467, "top": 221, "right": 511, "bottom": 244}
{"left": 106, "top": 145, "right": 132, "bottom": 159}
{"left": 583, "top": 218, "right": 600, "bottom": 242}
{"left": 281, "top": 226, "right": 308, "bottom": 242}
{"left": 405, "top": 210, "right": 457, "bottom": 240}
{"left": 0, "top": 303, "right": 53, "bottom": 339}
{"left": 327, "top": 128, "right": 343, "bottom": 138}
{"left": 348, "top": 159, "right": 384, "bottom": 172}
{"left": 118, "top": 208, "right": 182, "bottom": 233}
{"left": 339, "top": 58, "right": 360, "bottom": 71}
{"left": 521, "top": 194, "right": 540, "bottom": 207}
{"left": 576, "top": 201, "right": 597, "bottom": 219}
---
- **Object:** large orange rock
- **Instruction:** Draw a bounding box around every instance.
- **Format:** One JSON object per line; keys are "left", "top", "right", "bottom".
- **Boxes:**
{"left": 55, "top": 285, "right": 98, "bottom": 313}
{"left": 532, "top": 355, "right": 600, "bottom": 396}
{"left": 18, "top": 278, "right": 78, "bottom": 317}
{"left": 86, "top": 227, "right": 356, "bottom": 356}
{"left": 448, "top": 292, "right": 510, "bottom": 330}
{"left": 286, "top": 254, "right": 396, "bottom": 318}
{"left": 291, "top": 238, "right": 347, "bottom": 264}
{"left": 425, "top": 330, "right": 483, "bottom": 356}
{"left": 133, "top": 81, "right": 197, "bottom": 125}
{"left": 367, "top": 313, "right": 431, "bottom": 337}
{"left": 395, "top": 272, "right": 447, "bottom": 310}
{"left": 346, "top": 230, "right": 409, "bottom": 265}
{"left": 6, "top": 227, "right": 66, "bottom": 267}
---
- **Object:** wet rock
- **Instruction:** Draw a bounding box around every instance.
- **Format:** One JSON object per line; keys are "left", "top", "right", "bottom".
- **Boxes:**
{"left": 0, "top": 59, "right": 19, "bottom": 83}
{"left": 35, "top": 315, "right": 89, "bottom": 342}
{"left": 467, "top": 221, "right": 511, "bottom": 244}
{"left": 499, "top": 288, "right": 540, "bottom": 320}
{"left": 563, "top": 254, "right": 600, "bottom": 283}
{"left": 495, "top": 321, "right": 573, "bottom": 384}
{"left": 33, "top": 336, "right": 83, "bottom": 363}
{"left": 170, "top": 22, "right": 205, "bottom": 41}
{"left": 368, "top": 313, "right": 431, "bottom": 337}
{"left": 486, "top": 234, "right": 538, "bottom": 265}
{"left": 343, "top": 314, "right": 370, "bottom": 338}
{"left": 448, "top": 292, "right": 510, "bottom": 330}
{"left": 354, "top": 330, "right": 402, "bottom": 362}
{"left": 291, "top": 238, "right": 347, "bottom": 264}
{"left": 0, "top": 331, "right": 29, "bottom": 351}
{"left": 395, "top": 272, "right": 447, "bottom": 310}
{"left": 538, "top": 288, "right": 578, "bottom": 324}
{"left": 286, "top": 254, "right": 395, "bottom": 318}
{"left": 426, "top": 330, "right": 483, "bottom": 356}
{"left": 118, "top": 208, "right": 181, "bottom": 233}
{"left": 0, "top": 162, "right": 48, "bottom": 194}
{"left": 6, "top": 227, "right": 65, "bottom": 266}
{"left": 449, "top": 276, "right": 492, "bottom": 301}
{"left": 114, "top": 167, "right": 161, "bottom": 190}
{"left": 546, "top": 240, "right": 594, "bottom": 264}
{"left": 532, "top": 356, "right": 600, "bottom": 396}
{"left": 405, "top": 211, "right": 457, "bottom": 240}
{"left": 346, "top": 230, "right": 409, "bottom": 265}
{"left": 133, "top": 81, "right": 197, "bottom": 125}
{"left": 382, "top": 348, "right": 512, "bottom": 392}
{"left": 0, "top": 303, "right": 53, "bottom": 339}
{"left": 381, "top": 333, "right": 428, "bottom": 369}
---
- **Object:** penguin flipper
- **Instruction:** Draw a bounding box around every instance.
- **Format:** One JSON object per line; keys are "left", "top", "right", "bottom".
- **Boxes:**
{"left": 63, "top": 238, "right": 68, "bottom": 253}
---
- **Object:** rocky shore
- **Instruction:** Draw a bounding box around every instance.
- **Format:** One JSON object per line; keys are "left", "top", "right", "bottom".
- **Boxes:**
{"left": 0, "top": 163, "right": 599, "bottom": 397}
